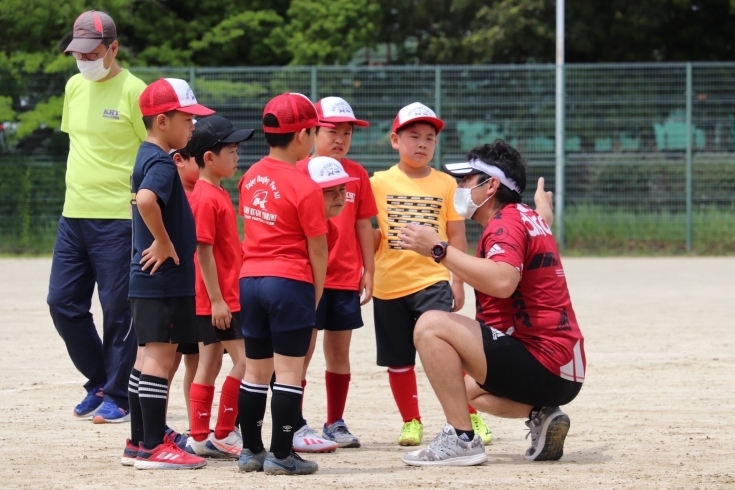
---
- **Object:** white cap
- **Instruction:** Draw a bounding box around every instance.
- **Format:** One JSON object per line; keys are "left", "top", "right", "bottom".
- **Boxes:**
{"left": 315, "top": 97, "right": 369, "bottom": 127}
{"left": 304, "top": 156, "right": 360, "bottom": 188}
{"left": 392, "top": 102, "right": 444, "bottom": 133}
{"left": 443, "top": 159, "right": 522, "bottom": 194}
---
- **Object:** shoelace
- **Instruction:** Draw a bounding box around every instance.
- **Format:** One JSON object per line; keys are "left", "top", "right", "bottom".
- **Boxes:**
{"left": 331, "top": 425, "right": 351, "bottom": 435}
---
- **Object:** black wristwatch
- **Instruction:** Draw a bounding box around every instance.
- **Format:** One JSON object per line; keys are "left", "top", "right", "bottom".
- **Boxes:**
{"left": 431, "top": 241, "right": 449, "bottom": 263}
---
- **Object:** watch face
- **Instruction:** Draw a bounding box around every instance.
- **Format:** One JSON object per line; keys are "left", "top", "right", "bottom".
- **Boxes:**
{"left": 432, "top": 244, "right": 445, "bottom": 257}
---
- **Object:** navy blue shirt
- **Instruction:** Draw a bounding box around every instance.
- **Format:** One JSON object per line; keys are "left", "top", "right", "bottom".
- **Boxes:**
{"left": 129, "top": 142, "right": 196, "bottom": 298}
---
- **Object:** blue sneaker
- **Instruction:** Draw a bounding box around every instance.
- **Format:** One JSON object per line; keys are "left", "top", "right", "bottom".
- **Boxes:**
{"left": 164, "top": 426, "right": 188, "bottom": 450}
{"left": 238, "top": 448, "right": 267, "bottom": 472}
{"left": 92, "top": 401, "right": 130, "bottom": 424}
{"left": 73, "top": 385, "right": 104, "bottom": 418}
{"left": 263, "top": 450, "right": 318, "bottom": 475}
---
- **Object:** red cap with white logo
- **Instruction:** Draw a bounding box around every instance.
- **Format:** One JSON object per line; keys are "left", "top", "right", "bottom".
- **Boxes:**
{"left": 303, "top": 156, "right": 360, "bottom": 188}
{"left": 392, "top": 102, "right": 444, "bottom": 133}
{"left": 139, "top": 78, "right": 215, "bottom": 117}
{"left": 315, "top": 97, "right": 369, "bottom": 127}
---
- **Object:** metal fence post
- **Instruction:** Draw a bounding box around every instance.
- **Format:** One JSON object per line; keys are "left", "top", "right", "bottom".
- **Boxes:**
{"left": 555, "top": 66, "right": 566, "bottom": 250}
{"left": 685, "top": 62, "right": 693, "bottom": 252}
{"left": 311, "top": 66, "right": 318, "bottom": 102}
{"left": 434, "top": 65, "right": 442, "bottom": 169}
{"left": 189, "top": 66, "right": 196, "bottom": 92}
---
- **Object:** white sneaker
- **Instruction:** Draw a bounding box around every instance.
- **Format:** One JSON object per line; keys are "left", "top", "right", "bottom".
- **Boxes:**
{"left": 292, "top": 424, "right": 338, "bottom": 453}
{"left": 524, "top": 406, "right": 570, "bottom": 461}
{"left": 185, "top": 433, "right": 233, "bottom": 459}
{"left": 210, "top": 430, "right": 243, "bottom": 458}
{"left": 402, "top": 424, "right": 487, "bottom": 466}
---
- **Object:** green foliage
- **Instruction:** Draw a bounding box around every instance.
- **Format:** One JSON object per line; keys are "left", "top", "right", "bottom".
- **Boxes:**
{"left": 283, "top": 0, "right": 382, "bottom": 65}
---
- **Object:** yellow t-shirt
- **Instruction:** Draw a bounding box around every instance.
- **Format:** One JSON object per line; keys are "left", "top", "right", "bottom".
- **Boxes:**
{"left": 371, "top": 165, "right": 464, "bottom": 300}
{"left": 61, "top": 70, "right": 147, "bottom": 219}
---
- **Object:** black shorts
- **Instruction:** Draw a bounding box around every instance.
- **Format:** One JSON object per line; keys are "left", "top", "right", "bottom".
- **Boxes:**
{"left": 176, "top": 342, "right": 199, "bottom": 355}
{"left": 373, "top": 281, "right": 453, "bottom": 367}
{"left": 196, "top": 312, "right": 244, "bottom": 346}
{"left": 316, "top": 289, "right": 363, "bottom": 331}
{"left": 478, "top": 323, "right": 582, "bottom": 407}
{"left": 130, "top": 296, "right": 197, "bottom": 346}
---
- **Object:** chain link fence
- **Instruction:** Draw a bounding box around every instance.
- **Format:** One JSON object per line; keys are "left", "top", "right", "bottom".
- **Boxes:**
{"left": 1, "top": 63, "right": 734, "bottom": 254}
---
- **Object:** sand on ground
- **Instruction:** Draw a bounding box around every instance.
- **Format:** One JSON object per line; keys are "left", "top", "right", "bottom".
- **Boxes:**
{"left": 0, "top": 257, "right": 733, "bottom": 489}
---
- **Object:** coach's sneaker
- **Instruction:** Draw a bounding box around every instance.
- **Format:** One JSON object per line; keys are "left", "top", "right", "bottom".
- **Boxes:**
{"left": 524, "top": 406, "right": 570, "bottom": 461}
{"left": 164, "top": 427, "right": 188, "bottom": 450}
{"left": 293, "top": 424, "right": 338, "bottom": 453}
{"left": 93, "top": 401, "right": 130, "bottom": 424}
{"left": 121, "top": 439, "right": 138, "bottom": 467}
{"left": 185, "top": 433, "right": 233, "bottom": 458}
{"left": 397, "top": 419, "right": 423, "bottom": 446}
{"left": 238, "top": 448, "right": 267, "bottom": 472}
{"left": 134, "top": 440, "right": 207, "bottom": 470}
{"left": 402, "top": 424, "right": 487, "bottom": 467}
{"left": 470, "top": 413, "right": 493, "bottom": 445}
{"left": 322, "top": 419, "right": 361, "bottom": 448}
{"left": 73, "top": 385, "right": 104, "bottom": 418}
{"left": 210, "top": 430, "right": 243, "bottom": 458}
{"left": 263, "top": 450, "right": 318, "bottom": 475}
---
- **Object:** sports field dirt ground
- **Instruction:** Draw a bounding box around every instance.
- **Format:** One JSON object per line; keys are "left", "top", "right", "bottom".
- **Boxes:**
{"left": 1, "top": 257, "right": 733, "bottom": 489}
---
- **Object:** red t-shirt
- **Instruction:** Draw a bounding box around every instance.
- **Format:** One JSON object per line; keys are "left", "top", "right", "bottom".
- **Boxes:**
{"left": 188, "top": 180, "right": 241, "bottom": 315}
{"left": 296, "top": 157, "right": 378, "bottom": 290}
{"left": 327, "top": 219, "right": 339, "bottom": 252}
{"left": 475, "top": 203, "right": 586, "bottom": 383}
{"left": 238, "top": 157, "right": 327, "bottom": 283}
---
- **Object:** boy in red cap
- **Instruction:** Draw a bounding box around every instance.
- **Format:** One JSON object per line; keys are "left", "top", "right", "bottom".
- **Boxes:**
{"left": 236, "top": 93, "right": 330, "bottom": 476}
{"left": 293, "top": 97, "right": 376, "bottom": 451}
{"left": 184, "top": 116, "right": 254, "bottom": 459}
{"left": 370, "top": 102, "right": 492, "bottom": 446}
{"left": 122, "top": 78, "right": 214, "bottom": 470}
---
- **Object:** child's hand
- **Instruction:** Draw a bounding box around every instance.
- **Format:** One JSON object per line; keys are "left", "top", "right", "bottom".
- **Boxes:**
{"left": 140, "top": 239, "right": 179, "bottom": 274}
{"left": 451, "top": 280, "right": 465, "bottom": 312}
{"left": 211, "top": 299, "right": 232, "bottom": 330}
{"left": 359, "top": 270, "right": 374, "bottom": 305}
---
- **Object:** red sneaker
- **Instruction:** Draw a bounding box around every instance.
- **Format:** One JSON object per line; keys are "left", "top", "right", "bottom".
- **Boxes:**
{"left": 134, "top": 440, "right": 207, "bottom": 470}
{"left": 121, "top": 439, "right": 138, "bottom": 467}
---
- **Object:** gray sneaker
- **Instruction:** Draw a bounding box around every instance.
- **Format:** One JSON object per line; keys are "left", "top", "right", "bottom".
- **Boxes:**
{"left": 322, "top": 419, "right": 361, "bottom": 448}
{"left": 524, "top": 406, "right": 570, "bottom": 461}
{"left": 263, "top": 450, "right": 318, "bottom": 475}
{"left": 238, "top": 448, "right": 267, "bottom": 472}
{"left": 402, "top": 424, "right": 487, "bottom": 466}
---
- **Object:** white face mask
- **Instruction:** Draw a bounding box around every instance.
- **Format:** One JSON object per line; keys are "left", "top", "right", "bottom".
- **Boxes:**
{"left": 453, "top": 180, "right": 491, "bottom": 219}
{"left": 76, "top": 48, "right": 111, "bottom": 81}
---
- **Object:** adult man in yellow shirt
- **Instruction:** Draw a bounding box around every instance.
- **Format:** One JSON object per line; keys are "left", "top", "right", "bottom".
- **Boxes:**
{"left": 47, "top": 10, "right": 147, "bottom": 423}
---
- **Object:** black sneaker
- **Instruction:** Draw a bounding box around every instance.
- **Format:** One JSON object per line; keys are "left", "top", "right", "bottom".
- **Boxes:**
{"left": 263, "top": 450, "right": 318, "bottom": 475}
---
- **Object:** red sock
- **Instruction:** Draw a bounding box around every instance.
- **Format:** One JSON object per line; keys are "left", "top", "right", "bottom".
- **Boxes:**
{"left": 325, "top": 371, "right": 351, "bottom": 426}
{"left": 388, "top": 366, "right": 421, "bottom": 423}
{"left": 468, "top": 404, "right": 477, "bottom": 414}
{"left": 189, "top": 383, "right": 214, "bottom": 442}
{"left": 214, "top": 376, "right": 240, "bottom": 440}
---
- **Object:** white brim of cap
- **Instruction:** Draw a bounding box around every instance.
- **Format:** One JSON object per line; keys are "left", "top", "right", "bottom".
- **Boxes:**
{"left": 443, "top": 162, "right": 478, "bottom": 175}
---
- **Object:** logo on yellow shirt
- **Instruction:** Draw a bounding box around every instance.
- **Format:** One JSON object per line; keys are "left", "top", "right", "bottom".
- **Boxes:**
{"left": 102, "top": 109, "right": 120, "bottom": 120}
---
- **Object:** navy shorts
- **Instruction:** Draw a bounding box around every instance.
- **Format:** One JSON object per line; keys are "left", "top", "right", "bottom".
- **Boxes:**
{"left": 373, "top": 281, "right": 453, "bottom": 367}
{"left": 196, "top": 312, "right": 244, "bottom": 346}
{"left": 240, "top": 277, "right": 316, "bottom": 337}
{"left": 316, "top": 289, "right": 363, "bottom": 331}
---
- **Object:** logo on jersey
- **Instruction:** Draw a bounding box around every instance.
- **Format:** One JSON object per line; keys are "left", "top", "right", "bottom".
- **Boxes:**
{"left": 252, "top": 190, "right": 268, "bottom": 209}
{"left": 102, "top": 109, "right": 119, "bottom": 120}
{"left": 486, "top": 244, "right": 505, "bottom": 258}
{"left": 346, "top": 191, "right": 356, "bottom": 203}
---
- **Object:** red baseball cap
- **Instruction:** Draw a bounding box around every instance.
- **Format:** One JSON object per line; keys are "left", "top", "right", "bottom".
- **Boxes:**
{"left": 139, "top": 78, "right": 215, "bottom": 117}
{"left": 315, "top": 97, "right": 369, "bottom": 127}
{"left": 65, "top": 10, "right": 117, "bottom": 54}
{"left": 262, "top": 93, "right": 334, "bottom": 134}
{"left": 392, "top": 102, "right": 444, "bottom": 133}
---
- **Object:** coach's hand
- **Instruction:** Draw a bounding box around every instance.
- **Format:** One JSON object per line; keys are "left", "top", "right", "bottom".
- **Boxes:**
{"left": 534, "top": 177, "right": 554, "bottom": 227}
{"left": 211, "top": 299, "right": 232, "bottom": 330}
{"left": 398, "top": 223, "right": 439, "bottom": 257}
{"left": 141, "top": 238, "right": 179, "bottom": 274}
